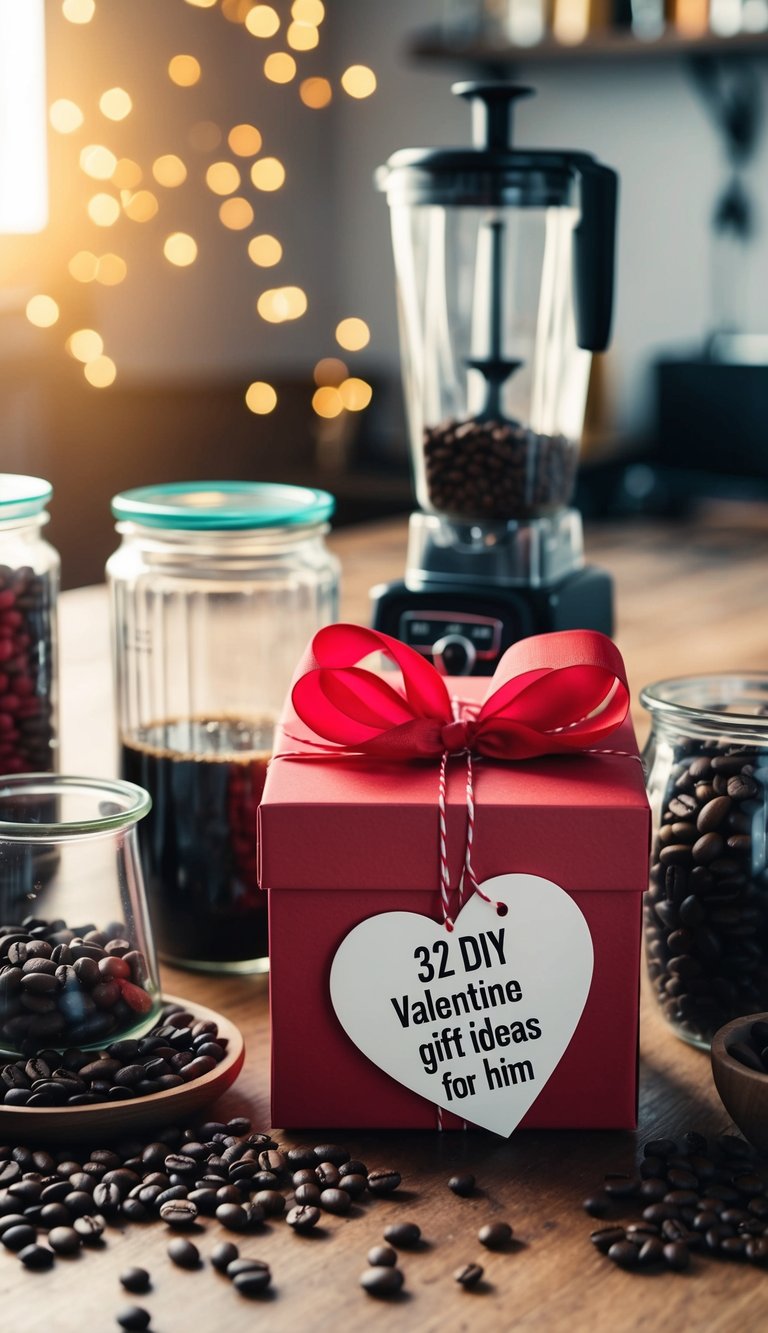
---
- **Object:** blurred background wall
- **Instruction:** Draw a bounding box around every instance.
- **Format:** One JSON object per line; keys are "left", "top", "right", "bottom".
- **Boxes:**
{"left": 2, "top": 0, "right": 767, "bottom": 584}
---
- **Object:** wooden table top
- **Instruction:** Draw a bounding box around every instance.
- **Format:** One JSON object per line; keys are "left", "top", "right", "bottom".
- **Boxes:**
{"left": 18, "top": 506, "right": 768, "bottom": 1330}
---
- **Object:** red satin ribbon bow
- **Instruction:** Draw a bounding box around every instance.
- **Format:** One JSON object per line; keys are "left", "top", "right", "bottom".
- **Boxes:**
{"left": 291, "top": 624, "right": 629, "bottom": 761}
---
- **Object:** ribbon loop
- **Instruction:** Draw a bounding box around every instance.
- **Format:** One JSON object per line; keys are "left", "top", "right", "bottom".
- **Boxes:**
{"left": 291, "top": 625, "right": 629, "bottom": 762}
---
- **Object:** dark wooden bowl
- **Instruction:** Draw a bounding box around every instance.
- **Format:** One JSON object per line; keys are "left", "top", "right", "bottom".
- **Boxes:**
{"left": 711, "top": 1012, "right": 768, "bottom": 1151}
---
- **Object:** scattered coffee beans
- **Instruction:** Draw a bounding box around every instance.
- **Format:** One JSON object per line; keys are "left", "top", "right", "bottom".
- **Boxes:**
{"left": 422, "top": 417, "right": 576, "bottom": 521}
{"left": 167, "top": 1238, "right": 200, "bottom": 1269}
{"left": 367, "top": 1244, "right": 397, "bottom": 1267}
{"left": 366, "top": 1169, "right": 401, "bottom": 1196}
{"left": 211, "top": 1241, "right": 239, "bottom": 1273}
{"left": 646, "top": 743, "right": 768, "bottom": 1044}
{"left": 116, "top": 1307, "right": 151, "bottom": 1331}
{"left": 478, "top": 1222, "right": 513, "bottom": 1250}
{"left": 448, "top": 1173, "right": 476, "bottom": 1198}
{"left": 454, "top": 1262, "right": 484, "bottom": 1288}
{"left": 120, "top": 1267, "right": 151, "bottom": 1293}
{"left": 359, "top": 1265, "right": 404, "bottom": 1298}
{"left": 383, "top": 1221, "right": 421, "bottom": 1249}
{"left": 0, "top": 917, "right": 155, "bottom": 1056}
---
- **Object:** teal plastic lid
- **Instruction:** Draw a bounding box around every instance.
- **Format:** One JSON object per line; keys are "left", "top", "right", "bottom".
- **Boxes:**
{"left": 111, "top": 481, "right": 335, "bottom": 530}
{"left": 0, "top": 474, "right": 52, "bottom": 520}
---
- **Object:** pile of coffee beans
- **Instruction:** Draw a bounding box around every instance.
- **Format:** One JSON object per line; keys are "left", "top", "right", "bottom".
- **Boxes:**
{"left": 585, "top": 1130, "right": 768, "bottom": 1271}
{"left": 727, "top": 1018, "right": 768, "bottom": 1073}
{"left": 646, "top": 741, "right": 768, "bottom": 1045}
{"left": 0, "top": 1002, "right": 226, "bottom": 1107}
{"left": 0, "top": 563, "right": 55, "bottom": 774}
{"left": 0, "top": 917, "right": 156, "bottom": 1055}
{"left": 421, "top": 417, "right": 576, "bottom": 520}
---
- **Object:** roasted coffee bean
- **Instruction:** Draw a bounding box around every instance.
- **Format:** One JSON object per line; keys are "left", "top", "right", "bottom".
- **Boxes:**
{"left": 368, "top": 1244, "right": 397, "bottom": 1266}
{"left": 211, "top": 1240, "right": 239, "bottom": 1272}
{"left": 293, "top": 1183, "right": 321, "bottom": 1206}
{"left": 48, "top": 1226, "right": 81, "bottom": 1255}
{"left": 73, "top": 1215, "right": 105, "bottom": 1242}
{"left": 320, "top": 1188, "right": 350, "bottom": 1215}
{"left": 168, "top": 1237, "right": 200, "bottom": 1269}
{"left": 383, "top": 1221, "right": 421, "bottom": 1248}
{"left": 116, "top": 1307, "right": 150, "bottom": 1331}
{"left": 18, "top": 1242, "right": 55, "bottom": 1270}
{"left": 367, "top": 1169, "right": 401, "bottom": 1196}
{"left": 315, "top": 1161, "right": 340, "bottom": 1188}
{"left": 360, "top": 1265, "right": 404, "bottom": 1298}
{"left": 638, "top": 1237, "right": 666, "bottom": 1266}
{"left": 286, "top": 1145, "right": 318, "bottom": 1170}
{"left": 590, "top": 1225, "right": 627, "bottom": 1253}
{"left": 159, "top": 1198, "right": 198, "bottom": 1228}
{"left": 2, "top": 1223, "right": 36, "bottom": 1251}
{"left": 448, "top": 1173, "right": 476, "bottom": 1197}
{"left": 338, "top": 1173, "right": 368, "bottom": 1199}
{"left": 608, "top": 1240, "right": 640, "bottom": 1268}
{"left": 120, "top": 1267, "right": 151, "bottom": 1293}
{"left": 313, "top": 1143, "right": 350, "bottom": 1167}
{"left": 215, "top": 1202, "right": 248, "bottom": 1232}
{"left": 340, "top": 1160, "right": 368, "bottom": 1179}
{"left": 285, "top": 1204, "right": 321, "bottom": 1232}
{"left": 478, "top": 1221, "right": 512, "bottom": 1250}
{"left": 454, "top": 1262, "right": 484, "bottom": 1288}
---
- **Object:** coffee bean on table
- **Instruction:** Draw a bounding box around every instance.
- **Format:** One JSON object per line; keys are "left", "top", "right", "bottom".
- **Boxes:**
{"left": 120, "top": 1268, "right": 151, "bottom": 1293}
{"left": 159, "top": 1199, "right": 198, "bottom": 1228}
{"left": 448, "top": 1173, "right": 475, "bottom": 1198}
{"left": 478, "top": 1222, "right": 513, "bottom": 1250}
{"left": 454, "top": 1262, "right": 484, "bottom": 1289}
{"left": 1, "top": 1224, "right": 36, "bottom": 1251}
{"left": 383, "top": 1221, "right": 421, "bottom": 1249}
{"left": 320, "top": 1188, "right": 350, "bottom": 1215}
{"left": 367, "top": 1169, "right": 401, "bottom": 1196}
{"left": 285, "top": 1204, "right": 321, "bottom": 1233}
{"left": 167, "top": 1238, "right": 200, "bottom": 1269}
{"left": 232, "top": 1263, "right": 272, "bottom": 1297}
{"left": 211, "top": 1241, "right": 239, "bottom": 1272}
{"left": 367, "top": 1244, "right": 397, "bottom": 1267}
{"left": 215, "top": 1203, "right": 248, "bottom": 1232}
{"left": 360, "top": 1266, "right": 405, "bottom": 1298}
{"left": 116, "top": 1308, "right": 151, "bottom": 1331}
{"left": 47, "top": 1226, "right": 81, "bottom": 1255}
{"left": 608, "top": 1240, "right": 640, "bottom": 1268}
{"left": 18, "top": 1243, "right": 55, "bottom": 1270}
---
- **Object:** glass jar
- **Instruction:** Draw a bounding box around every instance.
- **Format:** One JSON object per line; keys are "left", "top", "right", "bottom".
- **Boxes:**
{"left": 0, "top": 474, "right": 59, "bottom": 775}
{"left": 106, "top": 480, "right": 340, "bottom": 975}
{"left": 0, "top": 774, "right": 160, "bottom": 1058}
{"left": 641, "top": 674, "right": 768, "bottom": 1050}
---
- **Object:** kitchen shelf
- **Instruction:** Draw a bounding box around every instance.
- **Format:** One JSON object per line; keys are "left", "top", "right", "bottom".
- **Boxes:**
{"left": 408, "top": 25, "right": 768, "bottom": 66}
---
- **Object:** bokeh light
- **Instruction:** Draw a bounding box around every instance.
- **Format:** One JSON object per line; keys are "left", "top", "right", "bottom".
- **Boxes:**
{"left": 335, "top": 317, "right": 370, "bottom": 351}
{"left": 50, "top": 99, "right": 84, "bottom": 134}
{"left": 341, "top": 65, "right": 377, "bottom": 99}
{"left": 313, "top": 357, "right": 348, "bottom": 387}
{"left": 264, "top": 53, "right": 296, "bottom": 83}
{"left": 312, "top": 386, "right": 343, "bottom": 418}
{"left": 245, "top": 381, "right": 278, "bottom": 414}
{"left": 80, "top": 145, "right": 118, "bottom": 180}
{"left": 88, "top": 193, "right": 121, "bottom": 226}
{"left": 122, "top": 190, "right": 159, "bottom": 222}
{"left": 164, "top": 233, "right": 198, "bottom": 266}
{"left": 250, "top": 157, "right": 285, "bottom": 191}
{"left": 206, "top": 161, "right": 241, "bottom": 195}
{"left": 245, "top": 5, "right": 280, "bottom": 37}
{"left": 99, "top": 88, "right": 133, "bottom": 121}
{"left": 292, "top": 0, "right": 325, "bottom": 21}
{"left": 248, "top": 234, "right": 283, "bottom": 267}
{"left": 188, "top": 121, "right": 222, "bottom": 152}
{"left": 68, "top": 251, "right": 99, "bottom": 283}
{"left": 340, "top": 377, "right": 373, "bottom": 411}
{"left": 256, "top": 286, "right": 307, "bottom": 322}
{"left": 112, "top": 158, "right": 143, "bottom": 189}
{"left": 185, "top": 0, "right": 218, "bottom": 6}
{"left": 68, "top": 328, "right": 104, "bottom": 362}
{"left": 219, "top": 198, "right": 254, "bottom": 230}
{"left": 96, "top": 254, "right": 128, "bottom": 286}
{"left": 168, "top": 55, "right": 201, "bottom": 87}
{"left": 228, "top": 124, "right": 262, "bottom": 157}
{"left": 84, "top": 356, "right": 117, "bottom": 388}
{"left": 287, "top": 21, "right": 319, "bottom": 50}
{"left": 299, "top": 78, "right": 332, "bottom": 109}
{"left": 221, "top": 0, "right": 255, "bottom": 19}
{"left": 153, "top": 155, "right": 188, "bottom": 187}
{"left": 62, "top": 0, "right": 95, "bottom": 23}
{"left": 26, "top": 296, "right": 60, "bottom": 329}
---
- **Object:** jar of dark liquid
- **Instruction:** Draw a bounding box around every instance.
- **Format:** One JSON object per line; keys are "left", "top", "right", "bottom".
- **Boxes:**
{"left": 642, "top": 674, "right": 768, "bottom": 1050}
{"left": 107, "top": 482, "right": 339, "bottom": 973}
{"left": 0, "top": 474, "right": 59, "bottom": 775}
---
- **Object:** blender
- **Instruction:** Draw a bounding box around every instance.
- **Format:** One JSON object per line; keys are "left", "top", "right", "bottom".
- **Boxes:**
{"left": 372, "top": 82, "right": 618, "bottom": 676}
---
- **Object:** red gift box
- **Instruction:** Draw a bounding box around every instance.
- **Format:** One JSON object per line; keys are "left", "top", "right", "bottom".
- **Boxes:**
{"left": 258, "top": 629, "right": 650, "bottom": 1133}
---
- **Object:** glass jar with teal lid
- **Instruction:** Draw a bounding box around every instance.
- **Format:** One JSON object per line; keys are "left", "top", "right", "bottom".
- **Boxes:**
{"left": 106, "top": 480, "right": 339, "bottom": 974}
{"left": 0, "top": 474, "right": 60, "bottom": 776}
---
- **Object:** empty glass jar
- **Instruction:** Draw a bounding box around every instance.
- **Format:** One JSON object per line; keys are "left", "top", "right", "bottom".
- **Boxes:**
{"left": 642, "top": 674, "right": 768, "bottom": 1049}
{"left": 0, "top": 774, "right": 160, "bottom": 1058}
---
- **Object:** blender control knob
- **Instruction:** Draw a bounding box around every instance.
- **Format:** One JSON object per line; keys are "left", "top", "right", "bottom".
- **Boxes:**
{"left": 433, "top": 634, "right": 477, "bottom": 677}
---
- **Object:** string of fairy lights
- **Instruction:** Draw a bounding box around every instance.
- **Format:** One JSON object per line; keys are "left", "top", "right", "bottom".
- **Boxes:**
{"left": 25, "top": 0, "right": 376, "bottom": 420}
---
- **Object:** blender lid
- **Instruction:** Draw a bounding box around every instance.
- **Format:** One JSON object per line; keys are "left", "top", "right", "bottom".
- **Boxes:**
{"left": 377, "top": 82, "right": 600, "bottom": 208}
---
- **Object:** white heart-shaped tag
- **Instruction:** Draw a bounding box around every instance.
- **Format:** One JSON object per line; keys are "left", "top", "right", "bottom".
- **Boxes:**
{"left": 329, "top": 874, "right": 594, "bottom": 1137}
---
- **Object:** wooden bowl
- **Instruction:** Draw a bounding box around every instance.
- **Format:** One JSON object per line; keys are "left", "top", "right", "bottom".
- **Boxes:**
{"left": 711, "top": 1012, "right": 768, "bottom": 1151}
{"left": 0, "top": 994, "right": 245, "bottom": 1143}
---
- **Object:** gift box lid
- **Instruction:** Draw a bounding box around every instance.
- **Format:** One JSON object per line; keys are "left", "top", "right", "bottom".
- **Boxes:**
{"left": 258, "top": 674, "right": 650, "bottom": 894}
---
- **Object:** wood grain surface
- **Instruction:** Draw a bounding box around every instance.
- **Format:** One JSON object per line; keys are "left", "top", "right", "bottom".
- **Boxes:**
{"left": 13, "top": 505, "right": 768, "bottom": 1331}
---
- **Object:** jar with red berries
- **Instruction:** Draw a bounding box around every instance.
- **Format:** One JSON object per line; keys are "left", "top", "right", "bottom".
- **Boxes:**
{"left": 0, "top": 475, "right": 59, "bottom": 776}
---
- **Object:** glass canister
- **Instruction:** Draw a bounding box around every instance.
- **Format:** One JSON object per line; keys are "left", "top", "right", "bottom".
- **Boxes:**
{"left": 0, "top": 474, "right": 59, "bottom": 775}
{"left": 0, "top": 774, "right": 160, "bottom": 1059}
{"left": 641, "top": 674, "right": 768, "bottom": 1050}
{"left": 106, "top": 480, "right": 340, "bottom": 975}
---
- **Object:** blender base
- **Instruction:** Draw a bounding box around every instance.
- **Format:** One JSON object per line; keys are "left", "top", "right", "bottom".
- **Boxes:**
{"left": 370, "top": 566, "right": 614, "bottom": 676}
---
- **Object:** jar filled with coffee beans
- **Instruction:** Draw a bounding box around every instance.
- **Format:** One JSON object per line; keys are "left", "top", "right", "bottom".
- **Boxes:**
{"left": 641, "top": 675, "right": 768, "bottom": 1049}
{"left": 0, "top": 774, "right": 160, "bottom": 1056}
{"left": 0, "top": 474, "right": 59, "bottom": 775}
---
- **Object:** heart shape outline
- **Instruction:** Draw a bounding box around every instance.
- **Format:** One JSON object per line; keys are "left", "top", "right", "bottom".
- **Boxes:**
{"left": 329, "top": 874, "right": 594, "bottom": 1136}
